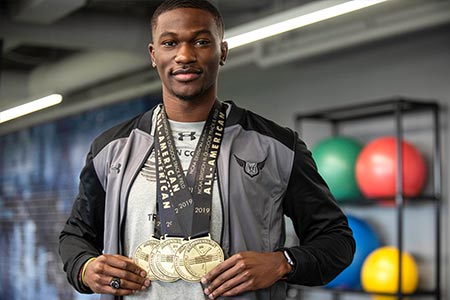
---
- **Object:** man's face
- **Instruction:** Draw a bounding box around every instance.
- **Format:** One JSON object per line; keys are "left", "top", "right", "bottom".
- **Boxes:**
{"left": 149, "top": 8, "right": 228, "bottom": 102}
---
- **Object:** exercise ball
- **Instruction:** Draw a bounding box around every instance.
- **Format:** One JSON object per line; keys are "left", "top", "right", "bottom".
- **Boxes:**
{"left": 312, "top": 137, "right": 362, "bottom": 201}
{"left": 327, "top": 215, "right": 381, "bottom": 289}
{"left": 356, "top": 137, "right": 427, "bottom": 198}
{"left": 361, "top": 246, "right": 419, "bottom": 295}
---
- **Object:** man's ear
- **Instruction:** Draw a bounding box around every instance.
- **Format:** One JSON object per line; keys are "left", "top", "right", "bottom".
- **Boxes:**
{"left": 220, "top": 41, "right": 228, "bottom": 66}
{"left": 148, "top": 43, "right": 156, "bottom": 67}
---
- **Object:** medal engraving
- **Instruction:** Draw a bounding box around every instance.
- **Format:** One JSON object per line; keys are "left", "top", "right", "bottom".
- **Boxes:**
{"left": 153, "top": 238, "right": 182, "bottom": 282}
{"left": 149, "top": 240, "right": 178, "bottom": 282}
{"left": 133, "top": 239, "right": 159, "bottom": 280}
{"left": 183, "top": 238, "right": 224, "bottom": 278}
{"left": 173, "top": 241, "right": 201, "bottom": 282}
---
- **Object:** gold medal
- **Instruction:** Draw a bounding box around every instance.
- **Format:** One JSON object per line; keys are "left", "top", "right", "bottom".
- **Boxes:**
{"left": 173, "top": 241, "right": 202, "bottom": 282}
{"left": 149, "top": 239, "right": 178, "bottom": 282}
{"left": 132, "top": 238, "right": 159, "bottom": 280}
{"left": 183, "top": 237, "right": 224, "bottom": 279}
{"left": 152, "top": 237, "right": 182, "bottom": 282}
{"left": 149, "top": 240, "right": 177, "bottom": 282}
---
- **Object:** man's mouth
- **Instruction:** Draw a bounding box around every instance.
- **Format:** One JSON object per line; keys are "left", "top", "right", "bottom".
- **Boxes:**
{"left": 172, "top": 68, "right": 202, "bottom": 82}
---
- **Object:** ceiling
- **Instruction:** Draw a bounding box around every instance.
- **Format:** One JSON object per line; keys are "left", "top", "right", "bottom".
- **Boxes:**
{"left": 0, "top": 0, "right": 308, "bottom": 71}
{"left": 1, "top": 0, "right": 450, "bottom": 133}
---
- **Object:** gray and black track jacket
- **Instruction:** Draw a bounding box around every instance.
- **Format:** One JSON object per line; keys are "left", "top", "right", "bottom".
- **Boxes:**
{"left": 59, "top": 101, "right": 355, "bottom": 300}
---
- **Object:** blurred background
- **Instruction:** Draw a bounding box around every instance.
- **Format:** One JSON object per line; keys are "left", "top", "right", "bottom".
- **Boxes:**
{"left": 0, "top": 0, "right": 449, "bottom": 299}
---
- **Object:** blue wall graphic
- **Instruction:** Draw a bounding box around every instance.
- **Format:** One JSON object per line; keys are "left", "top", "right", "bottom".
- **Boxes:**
{"left": 0, "top": 96, "right": 159, "bottom": 300}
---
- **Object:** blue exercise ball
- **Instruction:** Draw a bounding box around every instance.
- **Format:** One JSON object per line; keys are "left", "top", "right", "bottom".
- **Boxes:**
{"left": 326, "top": 215, "right": 381, "bottom": 289}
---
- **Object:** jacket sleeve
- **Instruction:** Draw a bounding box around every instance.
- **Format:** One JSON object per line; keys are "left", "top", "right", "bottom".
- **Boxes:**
{"left": 282, "top": 133, "right": 355, "bottom": 286}
{"left": 59, "top": 148, "right": 105, "bottom": 293}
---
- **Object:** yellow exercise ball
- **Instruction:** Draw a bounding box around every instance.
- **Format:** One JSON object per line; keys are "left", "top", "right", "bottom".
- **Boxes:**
{"left": 361, "top": 246, "right": 419, "bottom": 295}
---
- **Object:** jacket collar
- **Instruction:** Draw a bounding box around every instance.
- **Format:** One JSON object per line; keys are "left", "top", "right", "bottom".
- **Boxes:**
{"left": 137, "top": 100, "right": 244, "bottom": 133}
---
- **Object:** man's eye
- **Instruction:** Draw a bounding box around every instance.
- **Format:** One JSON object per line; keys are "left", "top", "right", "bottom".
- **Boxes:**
{"left": 195, "top": 40, "right": 210, "bottom": 46}
{"left": 162, "top": 41, "right": 176, "bottom": 47}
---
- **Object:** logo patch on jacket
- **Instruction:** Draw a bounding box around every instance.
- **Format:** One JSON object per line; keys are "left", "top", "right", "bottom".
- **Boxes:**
{"left": 234, "top": 154, "right": 266, "bottom": 178}
{"left": 110, "top": 163, "right": 121, "bottom": 174}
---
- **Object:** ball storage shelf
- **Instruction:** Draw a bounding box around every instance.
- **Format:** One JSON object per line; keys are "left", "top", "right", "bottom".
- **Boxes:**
{"left": 292, "top": 98, "right": 442, "bottom": 300}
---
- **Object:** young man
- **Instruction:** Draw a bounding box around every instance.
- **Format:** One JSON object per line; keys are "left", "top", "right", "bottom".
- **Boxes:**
{"left": 59, "top": 1, "right": 355, "bottom": 299}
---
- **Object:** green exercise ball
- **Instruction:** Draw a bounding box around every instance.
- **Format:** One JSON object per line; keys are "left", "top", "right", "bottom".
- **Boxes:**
{"left": 312, "top": 137, "right": 362, "bottom": 201}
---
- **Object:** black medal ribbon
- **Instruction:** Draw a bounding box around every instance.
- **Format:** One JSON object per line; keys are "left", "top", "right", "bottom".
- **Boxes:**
{"left": 155, "top": 101, "right": 227, "bottom": 239}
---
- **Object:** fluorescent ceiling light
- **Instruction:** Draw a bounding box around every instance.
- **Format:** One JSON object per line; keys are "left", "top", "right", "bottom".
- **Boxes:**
{"left": 0, "top": 94, "right": 63, "bottom": 123}
{"left": 225, "top": 0, "right": 389, "bottom": 49}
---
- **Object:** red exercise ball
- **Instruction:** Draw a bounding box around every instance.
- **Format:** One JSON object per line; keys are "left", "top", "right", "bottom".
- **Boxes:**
{"left": 356, "top": 137, "right": 427, "bottom": 198}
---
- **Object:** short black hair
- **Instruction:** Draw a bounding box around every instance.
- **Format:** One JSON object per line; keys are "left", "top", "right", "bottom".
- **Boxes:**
{"left": 151, "top": 0, "right": 224, "bottom": 38}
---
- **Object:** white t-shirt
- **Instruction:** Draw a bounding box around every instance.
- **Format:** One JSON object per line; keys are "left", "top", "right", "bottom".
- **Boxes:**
{"left": 123, "top": 118, "right": 223, "bottom": 300}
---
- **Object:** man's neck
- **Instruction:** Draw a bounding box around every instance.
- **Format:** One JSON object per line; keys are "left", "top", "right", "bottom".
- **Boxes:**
{"left": 163, "top": 96, "right": 216, "bottom": 122}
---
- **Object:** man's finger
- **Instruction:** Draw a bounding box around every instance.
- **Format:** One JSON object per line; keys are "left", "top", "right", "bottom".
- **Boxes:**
{"left": 110, "top": 276, "right": 146, "bottom": 292}
{"left": 201, "top": 254, "right": 238, "bottom": 284}
{"left": 106, "top": 255, "right": 145, "bottom": 275}
{"left": 205, "top": 272, "right": 247, "bottom": 299}
{"left": 99, "top": 254, "right": 148, "bottom": 282}
{"left": 106, "top": 285, "right": 135, "bottom": 296}
{"left": 221, "top": 280, "right": 251, "bottom": 298}
{"left": 203, "top": 258, "right": 247, "bottom": 297}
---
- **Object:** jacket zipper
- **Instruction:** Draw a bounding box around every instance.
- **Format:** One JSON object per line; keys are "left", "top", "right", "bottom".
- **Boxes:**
{"left": 119, "top": 143, "right": 155, "bottom": 252}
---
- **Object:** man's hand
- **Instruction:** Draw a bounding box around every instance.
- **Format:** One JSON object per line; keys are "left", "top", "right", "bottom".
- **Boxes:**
{"left": 83, "top": 254, "right": 151, "bottom": 296}
{"left": 201, "top": 251, "right": 292, "bottom": 299}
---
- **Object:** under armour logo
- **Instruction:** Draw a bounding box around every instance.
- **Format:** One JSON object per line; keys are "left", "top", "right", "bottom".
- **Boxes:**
{"left": 178, "top": 132, "right": 196, "bottom": 141}
{"left": 110, "top": 163, "right": 121, "bottom": 174}
{"left": 234, "top": 155, "right": 267, "bottom": 178}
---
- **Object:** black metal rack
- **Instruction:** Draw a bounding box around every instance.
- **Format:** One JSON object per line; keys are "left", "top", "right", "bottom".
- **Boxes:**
{"left": 292, "top": 97, "right": 442, "bottom": 300}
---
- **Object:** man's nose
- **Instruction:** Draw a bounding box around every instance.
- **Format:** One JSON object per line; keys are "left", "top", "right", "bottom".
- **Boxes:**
{"left": 175, "top": 43, "right": 196, "bottom": 64}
